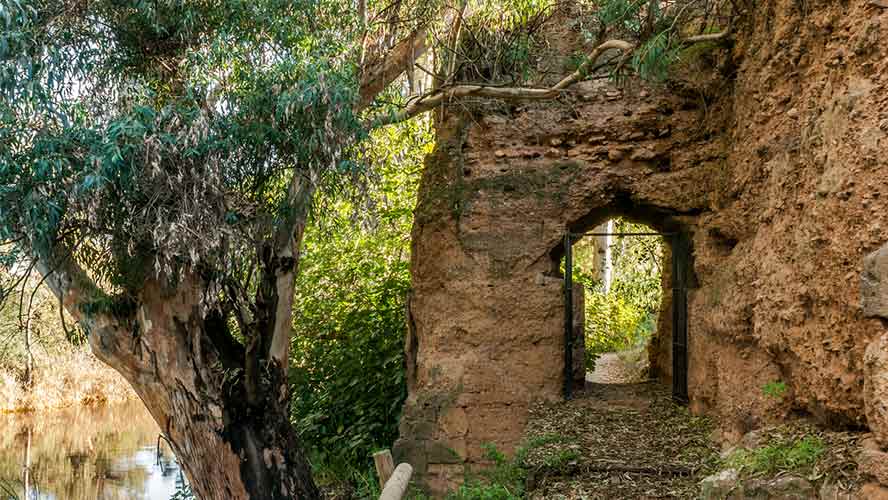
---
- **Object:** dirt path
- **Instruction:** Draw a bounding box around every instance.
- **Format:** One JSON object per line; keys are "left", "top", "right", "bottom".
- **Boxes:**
{"left": 522, "top": 381, "right": 719, "bottom": 499}
{"left": 586, "top": 352, "right": 642, "bottom": 384}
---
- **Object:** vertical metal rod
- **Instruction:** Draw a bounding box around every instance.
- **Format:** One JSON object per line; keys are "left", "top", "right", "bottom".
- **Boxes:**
{"left": 563, "top": 232, "right": 573, "bottom": 400}
{"left": 671, "top": 232, "right": 689, "bottom": 404}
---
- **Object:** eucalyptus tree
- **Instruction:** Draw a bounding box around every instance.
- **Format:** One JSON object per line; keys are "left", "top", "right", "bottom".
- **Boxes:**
{"left": 0, "top": 0, "right": 732, "bottom": 498}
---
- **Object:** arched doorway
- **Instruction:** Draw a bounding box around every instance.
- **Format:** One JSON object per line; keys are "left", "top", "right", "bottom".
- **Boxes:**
{"left": 560, "top": 211, "right": 691, "bottom": 403}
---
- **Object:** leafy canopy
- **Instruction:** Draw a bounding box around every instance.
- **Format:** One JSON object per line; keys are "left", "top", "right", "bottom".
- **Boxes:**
{"left": 0, "top": 0, "right": 368, "bottom": 295}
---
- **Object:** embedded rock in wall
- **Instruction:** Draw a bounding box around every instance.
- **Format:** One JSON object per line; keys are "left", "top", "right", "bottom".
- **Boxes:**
{"left": 862, "top": 243, "right": 888, "bottom": 446}
{"left": 858, "top": 435, "right": 888, "bottom": 486}
{"left": 863, "top": 243, "right": 888, "bottom": 319}
{"left": 864, "top": 336, "right": 888, "bottom": 446}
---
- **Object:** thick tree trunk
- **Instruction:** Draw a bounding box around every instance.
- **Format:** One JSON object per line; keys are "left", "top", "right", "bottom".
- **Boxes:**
{"left": 85, "top": 277, "right": 320, "bottom": 500}
{"left": 158, "top": 382, "right": 318, "bottom": 500}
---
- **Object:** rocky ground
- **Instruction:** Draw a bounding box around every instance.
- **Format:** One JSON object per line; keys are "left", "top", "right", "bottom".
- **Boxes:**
{"left": 517, "top": 353, "right": 873, "bottom": 499}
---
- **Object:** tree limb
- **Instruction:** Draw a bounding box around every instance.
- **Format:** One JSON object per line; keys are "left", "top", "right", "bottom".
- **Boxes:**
{"left": 368, "top": 39, "right": 634, "bottom": 128}
{"left": 33, "top": 247, "right": 132, "bottom": 369}
{"left": 359, "top": 26, "right": 431, "bottom": 110}
{"left": 681, "top": 25, "right": 732, "bottom": 44}
{"left": 367, "top": 25, "right": 732, "bottom": 129}
{"left": 262, "top": 169, "right": 316, "bottom": 379}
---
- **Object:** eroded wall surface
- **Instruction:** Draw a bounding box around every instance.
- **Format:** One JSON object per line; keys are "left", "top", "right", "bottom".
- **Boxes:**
{"left": 395, "top": 0, "right": 888, "bottom": 492}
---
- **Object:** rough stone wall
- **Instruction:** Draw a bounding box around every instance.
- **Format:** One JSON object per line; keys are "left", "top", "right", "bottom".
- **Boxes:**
{"left": 395, "top": 0, "right": 888, "bottom": 493}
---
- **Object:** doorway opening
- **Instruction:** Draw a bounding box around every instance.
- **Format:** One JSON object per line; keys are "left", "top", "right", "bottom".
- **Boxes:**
{"left": 561, "top": 218, "right": 688, "bottom": 403}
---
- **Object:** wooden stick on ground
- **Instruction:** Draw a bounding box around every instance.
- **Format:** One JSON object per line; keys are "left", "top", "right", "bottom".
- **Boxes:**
{"left": 373, "top": 449, "right": 396, "bottom": 489}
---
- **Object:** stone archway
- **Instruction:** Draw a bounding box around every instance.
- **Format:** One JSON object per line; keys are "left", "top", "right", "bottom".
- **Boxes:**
{"left": 559, "top": 205, "right": 691, "bottom": 402}
{"left": 392, "top": 81, "right": 760, "bottom": 492}
{"left": 393, "top": 75, "right": 886, "bottom": 495}
{"left": 392, "top": 0, "right": 888, "bottom": 492}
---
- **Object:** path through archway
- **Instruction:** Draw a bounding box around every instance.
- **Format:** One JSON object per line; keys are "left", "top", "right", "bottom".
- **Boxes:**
{"left": 560, "top": 210, "right": 690, "bottom": 404}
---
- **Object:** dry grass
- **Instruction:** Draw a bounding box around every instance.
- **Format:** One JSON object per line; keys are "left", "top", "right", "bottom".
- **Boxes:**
{"left": 0, "top": 347, "right": 135, "bottom": 413}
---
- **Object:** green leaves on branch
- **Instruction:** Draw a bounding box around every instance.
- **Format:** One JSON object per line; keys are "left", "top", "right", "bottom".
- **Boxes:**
{"left": 0, "top": 0, "right": 370, "bottom": 289}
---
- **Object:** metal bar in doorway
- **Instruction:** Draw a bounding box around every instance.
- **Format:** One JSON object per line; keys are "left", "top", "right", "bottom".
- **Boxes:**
{"left": 573, "top": 232, "right": 675, "bottom": 237}
{"left": 671, "top": 232, "right": 689, "bottom": 404}
{"left": 563, "top": 232, "right": 574, "bottom": 400}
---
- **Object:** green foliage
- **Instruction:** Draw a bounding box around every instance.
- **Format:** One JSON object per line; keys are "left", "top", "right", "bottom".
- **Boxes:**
{"left": 583, "top": 291, "right": 655, "bottom": 366}
{"left": 631, "top": 31, "right": 681, "bottom": 81}
{"left": 762, "top": 380, "right": 788, "bottom": 399}
{"left": 289, "top": 118, "right": 431, "bottom": 470}
{"left": 572, "top": 219, "right": 663, "bottom": 364}
{"left": 0, "top": 0, "right": 365, "bottom": 290}
{"left": 312, "top": 461, "right": 383, "bottom": 500}
{"left": 725, "top": 436, "right": 826, "bottom": 475}
{"left": 594, "top": 0, "right": 647, "bottom": 29}
{"left": 542, "top": 448, "right": 580, "bottom": 470}
{"left": 446, "top": 444, "right": 525, "bottom": 500}
{"left": 445, "top": 435, "right": 577, "bottom": 499}
{"left": 446, "top": 482, "right": 520, "bottom": 500}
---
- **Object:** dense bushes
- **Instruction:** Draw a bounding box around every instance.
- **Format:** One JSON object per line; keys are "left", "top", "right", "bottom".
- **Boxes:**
{"left": 289, "top": 119, "right": 430, "bottom": 479}
{"left": 289, "top": 231, "right": 410, "bottom": 467}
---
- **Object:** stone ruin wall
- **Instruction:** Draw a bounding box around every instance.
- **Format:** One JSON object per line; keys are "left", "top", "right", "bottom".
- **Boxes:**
{"left": 394, "top": 0, "right": 888, "bottom": 493}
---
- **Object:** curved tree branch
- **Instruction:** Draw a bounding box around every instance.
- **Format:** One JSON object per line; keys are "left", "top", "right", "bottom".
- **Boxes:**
{"left": 367, "top": 26, "right": 732, "bottom": 129}
{"left": 33, "top": 247, "right": 134, "bottom": 369}
{"left": 367, "top": 39, "right": 634, "bottom": 128}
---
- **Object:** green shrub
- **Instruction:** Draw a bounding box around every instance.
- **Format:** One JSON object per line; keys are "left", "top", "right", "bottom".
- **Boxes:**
{"left": 289, "top": 211, "right": 411, "bottom": 470}
{"left": 446, "top": 482, "right": 521, "bottom": 500}
{"left": 584, "top": 291, "right": 656, "bottom": 366}
{"left": 289, "top": 119, "right": 430, "bottom": 472}
{"left": 725, "top": 436, "right": 826, "bottom": 475}
{"left": 762, "top": 380, "right": 788, "bottom": 399}
{"left": 570, "top": 219, "right": 663, "bottom": 367}
{"left": 446, "top": 444, "right": 525, "bottom": 500}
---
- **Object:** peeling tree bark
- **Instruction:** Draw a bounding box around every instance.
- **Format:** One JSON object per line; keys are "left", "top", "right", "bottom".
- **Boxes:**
{"left": 39, "top": 251, "right": 320, "bottom": 499}
{"left": 25, "top": 23, "right": 438, "bottom": 496}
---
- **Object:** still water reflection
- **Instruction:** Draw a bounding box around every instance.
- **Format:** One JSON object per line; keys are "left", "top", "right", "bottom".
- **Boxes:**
{"left": 0, "top": 400, "right": 190, "bottom": 499}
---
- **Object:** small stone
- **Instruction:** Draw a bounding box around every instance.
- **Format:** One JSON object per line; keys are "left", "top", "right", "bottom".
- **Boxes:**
{"left": 744, "top": 475, "right": 814, "bottom": 499}
{"left": 861, "top": 482, "right": 888, "bottom": 500}
{"left": 630, "top": 147, "right": 657, "bottom": 161}
{"left": 549, "top": 137, "right": 563, "bottom": 147}
{"left": 864, "top": 334, "right": 888, "bottom": 446}
{"left": 700, "top": 469, "right": 740, "bottom": 500}
{"left": 639, "top": 90, "right": 649, "bottom": 98}
{"left": 608, "top": 149, "right": 624, "bottom": 161}
{"left": 862, "top": 243, "right": 888, "bottom": 319}
{"left": 859, "top": 436, "right": 888, "bottom": 485}
{"left": 788, "top": 107, "right": 799, "bottom": 118}
{"left": 494, "top": 149, "right": 507, "bottom": 158}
